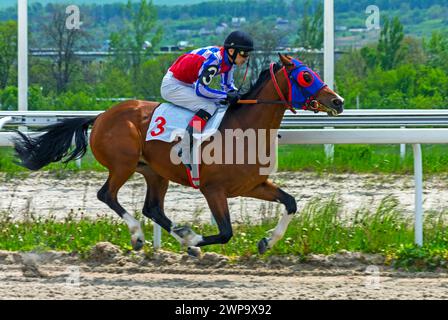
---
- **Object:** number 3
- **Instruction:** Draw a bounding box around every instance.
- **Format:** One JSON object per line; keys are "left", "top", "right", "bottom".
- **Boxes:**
{"left": 150, "top": 116, "right": 166, "bottom": 137}
{"left": 200, "top": 65, "right": 218, "bottom": 86}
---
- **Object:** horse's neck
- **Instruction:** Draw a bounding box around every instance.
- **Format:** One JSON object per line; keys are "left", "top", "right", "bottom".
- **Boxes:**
{"left": 225, "top": 73, "right": 288, "bottom": 131}
{"left": 252, "top": 87, "right": 287, "bottom": 129}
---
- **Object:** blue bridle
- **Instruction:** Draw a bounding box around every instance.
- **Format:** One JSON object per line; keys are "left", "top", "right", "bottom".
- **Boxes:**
{"left": 266, "top": 58, "right": 337, "bottom": 115}
{"left": 287, "top": 58, "right": 327, "bottom": 110}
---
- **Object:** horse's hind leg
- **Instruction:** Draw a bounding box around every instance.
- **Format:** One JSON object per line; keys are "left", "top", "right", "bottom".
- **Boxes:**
{"left": 144, "top": 186, "right": 233, "bottom": 256}
{"left": 92, "top": 118, "right": 145, "bottom": 250}
{"left": 180, "top": 187, "right": 233, "bottom": 256}
{"left": 97, "top": 166, "right": 144, "bottom": 250}
{"left": 138, "top": 166, "right": 172, "bottom": 231}
{"left": 241, "top": 181, "right": 297, "bottom": 254}
{"left": 138, "top": 165, "right": 202, "bottom": 246}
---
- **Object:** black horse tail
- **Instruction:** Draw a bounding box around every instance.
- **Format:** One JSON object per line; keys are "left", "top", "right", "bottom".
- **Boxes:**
{"left": 13, "top": 117, "right": 98, "bottom": 170}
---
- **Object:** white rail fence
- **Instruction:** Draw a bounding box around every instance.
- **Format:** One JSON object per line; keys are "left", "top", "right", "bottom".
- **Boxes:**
{"left": 2, "top": 110, "right": 448, "bottom": 247}
{"left": 3, "top": 109, "right": 448, "bottom": 128}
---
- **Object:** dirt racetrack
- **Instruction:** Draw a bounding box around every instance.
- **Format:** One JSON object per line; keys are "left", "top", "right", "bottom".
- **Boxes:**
{"left": 2, "top": 172, "right": 448, "bottom": 300}
{"left": 1, "top": 243, "right": 448, "bottom": 300}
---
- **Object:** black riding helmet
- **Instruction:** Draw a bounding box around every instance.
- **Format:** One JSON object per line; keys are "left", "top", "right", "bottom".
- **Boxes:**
{"left": 224, "top": 30, "right": 254, "bottom": 64}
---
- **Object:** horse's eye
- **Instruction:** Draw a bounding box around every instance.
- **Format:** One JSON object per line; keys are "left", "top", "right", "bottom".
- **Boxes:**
{"left": 303, "top": 72, "right": 313, "bottom": 83}
{"left": 297, "top": 71, "right": 314, "bottom": 87}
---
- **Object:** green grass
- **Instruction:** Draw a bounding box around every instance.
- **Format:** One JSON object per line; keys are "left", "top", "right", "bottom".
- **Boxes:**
{"left": 279, "top": 144, "right": 448, "bottom": 174}
{"left": 1, "top": 196, "right": 447, "bottom": 270}
{"left": 2, "top": 144, "right": 448, "bottom": 175}
{"left": 0, "top": 147, "right": 106, "bottom": 173}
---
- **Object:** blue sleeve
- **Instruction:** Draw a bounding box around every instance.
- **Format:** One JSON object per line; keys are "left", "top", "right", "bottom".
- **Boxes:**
{"left": 221, "top": 67, "right": 238, "bottom": 92}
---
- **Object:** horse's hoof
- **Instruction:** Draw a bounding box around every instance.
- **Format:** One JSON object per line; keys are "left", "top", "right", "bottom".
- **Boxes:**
{"left": 257, "top": 238, "right": 269, "bottom": 254}
{"left": 132, "top": 238, "right": 144, "bottom": 251}
{"left": 187, "top": 246, "right": 201, "bottom": 258}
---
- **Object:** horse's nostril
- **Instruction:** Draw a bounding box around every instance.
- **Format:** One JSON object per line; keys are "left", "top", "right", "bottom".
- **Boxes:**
{"left": 332, "top": 98, "right": 343, "bottom": 107}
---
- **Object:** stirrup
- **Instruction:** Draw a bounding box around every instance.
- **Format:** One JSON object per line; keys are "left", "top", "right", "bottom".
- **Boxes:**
{"left": 177, "top": 136, "right": 200, "bottom": 188}
{"left": 177, "top": 137, "right": 193, "bottom": 171}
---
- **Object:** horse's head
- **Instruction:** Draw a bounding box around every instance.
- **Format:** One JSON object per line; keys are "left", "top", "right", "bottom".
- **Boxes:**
{"left": 278, "top": 53, "right": 344, "bottom": 116}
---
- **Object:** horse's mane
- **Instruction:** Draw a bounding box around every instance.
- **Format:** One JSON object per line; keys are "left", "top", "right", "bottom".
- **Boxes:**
{"left": 229, "top": 63, "right": 282, "bottom": 110}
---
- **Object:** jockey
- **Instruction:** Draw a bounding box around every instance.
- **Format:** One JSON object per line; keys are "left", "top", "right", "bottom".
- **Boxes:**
{"left": 161, "top": 30, "right": 254, "bottom": 168}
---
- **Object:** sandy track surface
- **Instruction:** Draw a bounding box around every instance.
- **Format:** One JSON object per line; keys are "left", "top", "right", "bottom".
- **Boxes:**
{"left": 2, "top": 172, "right": 448, "bottom": 300}
{"left": 1, "top": 243, "right": 447, "bottom": 300}
{"left": 2, "top": 171, "right": 448, "bottom": 222}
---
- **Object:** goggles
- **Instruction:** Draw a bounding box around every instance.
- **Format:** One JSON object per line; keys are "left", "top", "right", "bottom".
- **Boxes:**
{"left": 238, "top": 50, "right": 250, "bottom": 58}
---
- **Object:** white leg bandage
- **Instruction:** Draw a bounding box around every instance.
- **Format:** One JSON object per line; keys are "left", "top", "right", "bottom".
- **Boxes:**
{"left": 268, "top": 212, "right": 293, "bottom": 248}
{"left": 123, "top": 213, "right": 144, "bottom": 243}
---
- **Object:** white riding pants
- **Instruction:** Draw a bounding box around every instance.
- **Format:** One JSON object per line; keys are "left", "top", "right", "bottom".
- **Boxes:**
{"left": 161, "top": 71, "right": 220, "bottom": 116}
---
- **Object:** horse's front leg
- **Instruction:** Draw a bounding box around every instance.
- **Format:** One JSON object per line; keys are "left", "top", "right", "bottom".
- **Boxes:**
{"left": 242, "top": 181, "right": 297, "bottom": 254}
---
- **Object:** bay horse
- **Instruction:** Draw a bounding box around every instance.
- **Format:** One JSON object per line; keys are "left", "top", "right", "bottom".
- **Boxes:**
{"left": 13, "top": 54, "right": 344, "bottom": 256}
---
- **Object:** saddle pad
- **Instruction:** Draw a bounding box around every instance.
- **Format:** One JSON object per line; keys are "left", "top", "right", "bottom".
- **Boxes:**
{"left": 146, "top": 103, "right": 228, "bottom": 143}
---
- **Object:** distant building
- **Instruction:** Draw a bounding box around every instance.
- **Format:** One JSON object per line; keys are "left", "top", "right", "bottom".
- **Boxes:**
{"left": 160, "top": 45, "right": 181, "bottom": 52}
{"left": 349, "top": 28, "right": 367, "bottom": 33}
{"left": 336, "top": 26, "right": 348, "bottom": 31}
{"left": 275, "top": 18, "right": 290, "bottom": 30}
{"left": 215, "top": 22, "right": 229, "bottom": 35}
{"left": 177, "top": 41, "right": 192, "bottom": 50}
{"left": 231, "top": 17, "right": 246, "bottom": 27}
{"left": 176, "top": 29, "right": 193, "bottom": 36}
{"left": 142, "top": 41, "right": 152, "bottom": 50}
{"left": 101, "top": 40, "right": 111, "bottom": 51}
{"left": 276, "top": 18, "right": 289, "bottom": 24}
{"left": 199, "top": 27, "right": 213, "bottom": 36}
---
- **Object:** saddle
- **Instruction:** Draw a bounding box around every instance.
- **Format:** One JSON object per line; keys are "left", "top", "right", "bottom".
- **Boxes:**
{"left": 146, "top": 103, "right": 228, "bottom": 188}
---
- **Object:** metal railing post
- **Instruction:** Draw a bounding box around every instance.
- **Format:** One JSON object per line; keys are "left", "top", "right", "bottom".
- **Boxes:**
{"left": 71, "top": 135, "right": 82, "bottom": 168}
{"left": 324, "top": 127, "right": 334, "bottom": 161}
{"left": 153, "top": 223, "right": 162, "bottom": 249}
{"left": 412, "top": 144, "right": 423, "bottom": 246}
{"left": 400, "top": 126, "right": 406, "bottom": 160}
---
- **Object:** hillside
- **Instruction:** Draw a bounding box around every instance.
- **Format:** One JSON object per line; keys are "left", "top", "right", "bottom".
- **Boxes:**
{"left": 1, "top": 0, "right": 447, "bottom": 47}
{"left": 1, "top": 0, "right": 233, "bottom": 9}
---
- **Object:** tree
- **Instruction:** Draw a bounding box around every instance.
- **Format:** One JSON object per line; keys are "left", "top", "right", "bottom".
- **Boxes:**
{"left": 293, "top": 0, "right": 324, "bottom": 71}
{"left": 0, "top": 20, "right": 18, "bottom": 89}
{"left": 425, "top": 32, "right": 448, "bottom": 72}
{"left": 42, "top": 6, "right": 88, "bottom": 93}
{"left": 360, "top": 45, "right": 379, "bottom": 70}
{"left": 243, "top": 22, "right": 286, "bottom": 89}
{"left": 109, "top": 0, "right": 163, "bottom": 86}
{"left": 360, "top": 16, "right": 405, "bottom": 71}
{"left": 296, "top": 0, "right": 323, "bottom": 50}
{"left": 377, "top": 16, "right": 405, "bottom": 70}
{"left": 139, "top": 53, "right": 177, "bottom": 99}
{"left": 400, "top": 36, "right": 426, "bottom": 66}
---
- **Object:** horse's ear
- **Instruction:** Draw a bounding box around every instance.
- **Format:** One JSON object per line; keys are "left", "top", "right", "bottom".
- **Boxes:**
{"left": 278, "top": 53, "right": 294, "bottom": 69}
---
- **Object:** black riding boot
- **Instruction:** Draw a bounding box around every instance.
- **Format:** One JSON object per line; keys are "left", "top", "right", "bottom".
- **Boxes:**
{"left": 178, "top": 109, "right": 212, "bottom": 170}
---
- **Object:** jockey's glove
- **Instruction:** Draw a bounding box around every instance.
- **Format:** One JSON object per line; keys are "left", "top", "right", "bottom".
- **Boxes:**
{"left": 226, "top": 90, "right": 241, "bottom": 105}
